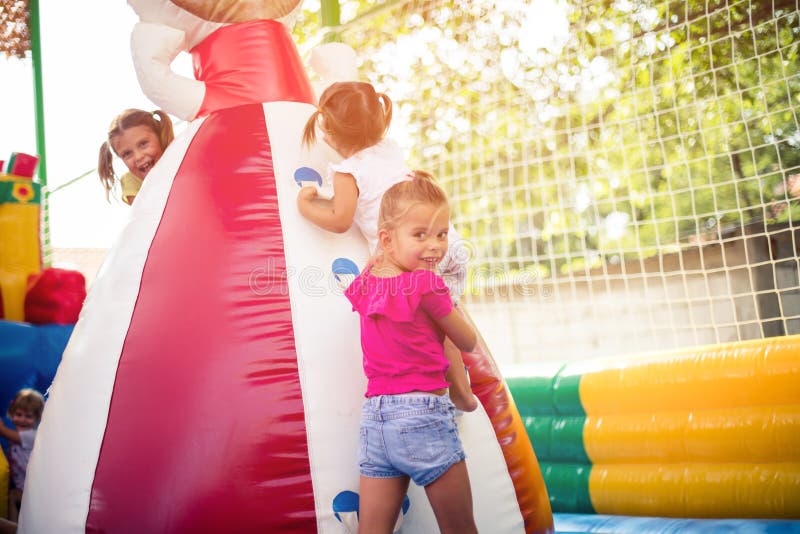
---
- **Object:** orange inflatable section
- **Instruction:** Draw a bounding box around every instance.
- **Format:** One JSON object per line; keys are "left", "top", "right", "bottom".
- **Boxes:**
{"left": 461, "top": 305, "right": 554, "bottom": 533}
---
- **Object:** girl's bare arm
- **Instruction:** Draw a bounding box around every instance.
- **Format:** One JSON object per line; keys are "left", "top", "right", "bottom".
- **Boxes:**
{"left": 0, "top": 420, "right": 21, "bottom": 445}
{"left": 434, "top": 310, "right": 477, "bottom": 353}
{"left": 297, "top": 172, "right": 358, "bottom": 233}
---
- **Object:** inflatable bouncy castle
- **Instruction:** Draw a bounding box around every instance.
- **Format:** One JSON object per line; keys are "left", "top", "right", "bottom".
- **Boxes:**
{"left": 0, "top": 152, "right": 86, "bottom": 325}
{"left": 0, "top": 153, "right": 83, "bottom": 523}
{"left": 0, "top": 153, "right": 42, "bottom": 322}
{"left": 21, "top": 1, "right": 552, "bottom": 532}
{"left": 508, "top": 336, "right": 800, "bottom": 532}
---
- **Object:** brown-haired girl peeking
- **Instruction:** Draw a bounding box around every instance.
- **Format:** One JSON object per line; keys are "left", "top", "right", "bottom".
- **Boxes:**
{"left": 97, "top": 109, "right": 175, "bottom": 205}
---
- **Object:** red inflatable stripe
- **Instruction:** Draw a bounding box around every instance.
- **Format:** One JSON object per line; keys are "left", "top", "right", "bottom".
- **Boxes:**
{"left": 87, "top": 104, "right": 316, "bottom": 532}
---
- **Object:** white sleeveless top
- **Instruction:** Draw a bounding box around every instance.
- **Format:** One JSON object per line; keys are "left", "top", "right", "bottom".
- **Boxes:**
{"left": 329, "top": 138, "right": 411, "bottom": 254}
{"left": 329, "top": 137, "right": 468, "bottom": 299}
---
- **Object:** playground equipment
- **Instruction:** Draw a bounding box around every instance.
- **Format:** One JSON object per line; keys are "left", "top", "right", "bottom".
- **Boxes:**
{"left": 507, "top": 336, "right": 800, "bottom": 530}
{"left": 21, "top": 2, "right": 552, "bottom": 532}
{"left": 0, "top": 154, "right": 42, "bottom": 321}
{"left": 0, "top": 319, "right": 74, "bottom": 525}
{"left": 0, "top": 153, "right": 85, "bottom": 325}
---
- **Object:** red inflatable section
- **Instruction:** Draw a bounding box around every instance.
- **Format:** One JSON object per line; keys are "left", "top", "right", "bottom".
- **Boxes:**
{"left": 85, "top": 104, "right": 316, "bottom": 533}
{"left": 25, "top": 268, "right": 86, "bottom": 324}
{"left": 192, "top": 20, "right": 314, "bottom": 118}
{"left": 85, "top": 21, "right": 318, "bottom": 532}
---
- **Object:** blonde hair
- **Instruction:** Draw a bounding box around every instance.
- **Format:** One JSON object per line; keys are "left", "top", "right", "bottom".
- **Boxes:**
{"left": 378, "top": 170, "right": 449, "bottom": 231}
{"left": 97, "top": 109, "right": 175, "bottom": 202}
{"left": 302, "top": 81, "right": 392, "bottom": 156}
{"left": 8, "top": 388, "right": 45, "bottom": 421}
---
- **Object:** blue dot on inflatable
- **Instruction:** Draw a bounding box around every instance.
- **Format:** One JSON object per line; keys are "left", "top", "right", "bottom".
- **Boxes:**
{"left": 333, "top": 490, "right": 360, "bottom": 522}
{"left": 332, "top": 491, "right": 410, "bottom": 523}
{"left": 402, "top": 495, "right": 410, "bottom": 514}
{"left": 294, "top": 167, "right": 323, "bottom": 186}
{"left": 332, "top": 258, "right": 360, "bottom": 283}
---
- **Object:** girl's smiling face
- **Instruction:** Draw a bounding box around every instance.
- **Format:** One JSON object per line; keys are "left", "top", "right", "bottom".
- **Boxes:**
{"left": 11, "top": 408, "right": 36, "bottom": 431}
{"left": 381, "top": 202, "right": 450, "bottom": 273}
{"left": 111, "top": 125, "right": 164, "bottom": 180}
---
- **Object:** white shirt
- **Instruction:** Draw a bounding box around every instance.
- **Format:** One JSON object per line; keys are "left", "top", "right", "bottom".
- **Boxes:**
{"left": 329, "top": 137, "right": 468, "bottom": 299}
{"left": 329, "top": 138, "right": 411, "bottom": 254}
{"left": 10, "top": 428, "right": 36, "bottom": 489}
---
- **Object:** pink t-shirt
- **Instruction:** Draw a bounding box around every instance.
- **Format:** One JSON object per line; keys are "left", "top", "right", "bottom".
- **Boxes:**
{"left": 345, "top": 269, "right": 454, "bottom": 397}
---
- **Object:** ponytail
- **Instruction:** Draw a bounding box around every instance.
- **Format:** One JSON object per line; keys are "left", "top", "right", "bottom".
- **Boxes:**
{"left": 153, "top": 109, "right": 175, "bottom": 150}
{"left": 302, "top": 110, "right": 321, "bottom": 148}
{"left": 309, "top": 82, "right": 394, "bottom": 156}
{"left": 411, "top": 169, "right": 435, "bottom": 183}
{"left": 97, "top": 141, "right": 116, "bottom": 202}
{"left": 377, "top": 92, "right": 393, "bottom": 137}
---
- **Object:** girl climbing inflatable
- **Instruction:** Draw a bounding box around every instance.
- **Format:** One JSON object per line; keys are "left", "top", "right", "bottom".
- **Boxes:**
{"left": 21, "top": 1, "right": 553, "bottom": 532}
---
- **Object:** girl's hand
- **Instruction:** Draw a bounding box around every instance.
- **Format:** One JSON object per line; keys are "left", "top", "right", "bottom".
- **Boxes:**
{"left": 297, "top": 186, "right": 319, "bottom": 204}
{"left": 296, "top": 172, "right": 358, "bottom": 233}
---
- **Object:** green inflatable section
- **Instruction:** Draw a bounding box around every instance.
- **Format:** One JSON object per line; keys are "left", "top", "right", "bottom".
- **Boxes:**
{"left": 507, "top": 371, "right": 595, "bottom": 513}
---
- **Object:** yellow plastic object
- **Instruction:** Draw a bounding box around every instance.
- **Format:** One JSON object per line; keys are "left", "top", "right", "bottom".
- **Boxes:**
{"left": 578, "top": 336, "right": 800, "bottom": 518}
{"left": 0, "top": 446, "right": 7, "bottom": 518}
{"left": 589, "top": 463, "right": 800, "bottom": 518}
{"left": 584, "top": 405, "right": 800, "bottom": 463}
{"left": 0, "top": 174, "right": 42, "bottom": 321}
{"left": 579, "top": 336, "right": 800, "bottom": 414}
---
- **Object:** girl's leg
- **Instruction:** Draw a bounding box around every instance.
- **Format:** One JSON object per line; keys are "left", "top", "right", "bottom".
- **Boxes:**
{"left": 424, "top": 460, "right": 478, "bottom": 534}
{"left": 7, "top": 489, "right": 21, "bottom": 522}
{"left": 0, "top": 518, "right": 17, "bottom": 534}
{"left": 358, "top": 475, "right": 409, "bottom": 534}
{"left": 444, "top": 337, "right": 478, "bottom": 412}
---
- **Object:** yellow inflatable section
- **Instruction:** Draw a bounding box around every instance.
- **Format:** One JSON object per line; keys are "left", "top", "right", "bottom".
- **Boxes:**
{"left": 0, "top": 447, "right": 7, "bottom": 519}
{"left": 0, "top": 173, "right": 42, "bottom": 321}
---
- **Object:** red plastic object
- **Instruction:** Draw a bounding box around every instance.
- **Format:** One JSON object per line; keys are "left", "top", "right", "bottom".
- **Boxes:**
{"left": 191, "top": 19, "right": 314, "bottom": 118}
{"left": 25, "top": 268, "right": 86, "bottom": 324}
{"left": 7, "top": 152, "right": 40, "bottom": 178}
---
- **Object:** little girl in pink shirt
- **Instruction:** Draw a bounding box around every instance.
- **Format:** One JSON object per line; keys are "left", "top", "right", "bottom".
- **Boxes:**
{"left": 345, "top": 174, "right": 478, "bottom": 533}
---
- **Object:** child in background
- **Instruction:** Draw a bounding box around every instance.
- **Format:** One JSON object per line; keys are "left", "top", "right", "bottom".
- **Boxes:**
{"left": 297, "top": 82, "right": 476, "bottom": 412}
{"left": 97, "top": 108, "right": 175, "bottom": 205}
{"left": 345, "top": 174, "right": 478, "bottom": 533}
{"left": 0, "top": 389, "right": 44, "bottom": 522}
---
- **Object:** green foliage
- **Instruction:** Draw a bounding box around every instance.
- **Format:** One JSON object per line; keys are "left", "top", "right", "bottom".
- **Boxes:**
{"left": 297, "top": 1, "right": 800, "bottom": 277}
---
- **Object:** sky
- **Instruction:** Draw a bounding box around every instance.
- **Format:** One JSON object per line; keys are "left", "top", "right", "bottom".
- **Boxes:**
{"left": 0, "top": 1, "right": 191, "bottom": 249}
{"left": 1, "top": 1, "right": 570, "bottom": 250}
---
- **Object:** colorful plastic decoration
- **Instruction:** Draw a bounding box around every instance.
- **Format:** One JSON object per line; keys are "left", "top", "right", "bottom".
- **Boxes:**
{"left": 25, "top": 268, "right": 87, "bottom": 325}
{"left": 22, "top": 1, "right": 553, "bottom": 532}
{"left": 0, "top": 153, "right": 42, "bottom": 321}
{"left": 4, "top": 152, "right": 40, "bottom": 178}
{"left": 0, "top": 448, "right": 7, "bottom": 519}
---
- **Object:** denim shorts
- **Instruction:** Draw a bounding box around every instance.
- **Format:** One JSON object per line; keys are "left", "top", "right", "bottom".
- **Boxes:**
{"left": 358, "top": 393, "right": 466, "bottom": 487}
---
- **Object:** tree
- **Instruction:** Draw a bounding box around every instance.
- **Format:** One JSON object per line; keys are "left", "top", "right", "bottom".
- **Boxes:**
{"left": 294, "top": 0, "right": 800, "bottom": 277}
{"left": 0, "top": 0, "right": 30, "bottom": 59}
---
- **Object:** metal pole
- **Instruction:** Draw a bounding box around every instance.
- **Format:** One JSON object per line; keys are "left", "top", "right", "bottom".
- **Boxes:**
{"left": 320, "top": 0, "right": 341, "bottom": 27}
{"left": 29, "top": 0, "right": 51, "bottom": 264}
